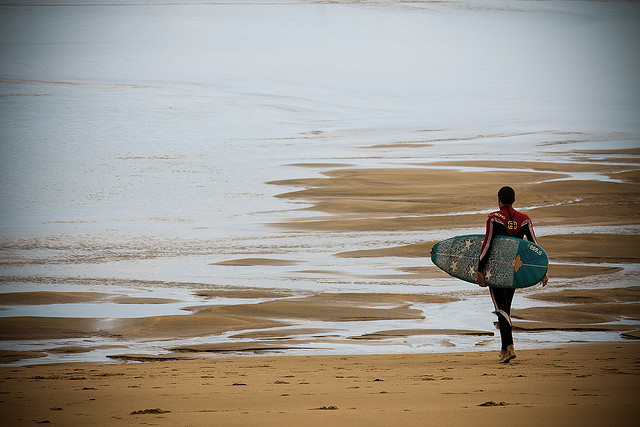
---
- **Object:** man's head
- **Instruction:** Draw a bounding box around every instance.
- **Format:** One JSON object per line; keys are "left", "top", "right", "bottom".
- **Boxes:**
{"left": 498, "top": 186, "right": 515, "bottom": 206}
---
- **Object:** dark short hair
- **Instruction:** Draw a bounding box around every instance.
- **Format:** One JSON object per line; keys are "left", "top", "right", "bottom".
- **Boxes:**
{"left": 498, "top": 186, "right": 515, "bottom": 205}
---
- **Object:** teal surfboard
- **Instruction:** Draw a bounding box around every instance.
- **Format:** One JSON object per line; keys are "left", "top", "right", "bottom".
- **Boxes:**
{"left": 430, "top": 234, "right": 548, "bottom": 288}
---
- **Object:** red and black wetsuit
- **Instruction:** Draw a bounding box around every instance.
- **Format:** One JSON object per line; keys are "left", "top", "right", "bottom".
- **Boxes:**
{"left": 478, "top": 205, "right": 539, "bottom": 351}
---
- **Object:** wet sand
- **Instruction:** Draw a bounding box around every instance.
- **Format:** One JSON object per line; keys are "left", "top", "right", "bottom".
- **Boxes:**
{"left": 1, "top": 343, "right": 638, "bottom": 426}
{"left": 2, "top": 279, "right": 637, "bottom": 352}
{"left": 269, "top": 165, "right": 639, "bottom": 231}
{"left": 2, "top": 156, "right": 639, "bottom": 363}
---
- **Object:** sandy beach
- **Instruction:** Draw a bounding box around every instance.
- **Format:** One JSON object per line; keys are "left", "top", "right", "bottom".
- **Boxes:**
{"left": 1, "top": 1, "right": 640, "bottom": 425}
{"left": 1, "top": 343, "right": 638, "bottom": 426}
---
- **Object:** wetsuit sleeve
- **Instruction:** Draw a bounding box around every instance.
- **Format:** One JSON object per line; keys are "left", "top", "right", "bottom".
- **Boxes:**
{"left": 521, "top": 216, "right": 539, "bottom": 245}
{"left": 478, "top": 216, "right": 494, "bottom": 272}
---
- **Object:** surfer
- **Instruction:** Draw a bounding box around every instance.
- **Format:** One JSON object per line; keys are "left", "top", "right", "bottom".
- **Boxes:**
{"left": 477, "top": 186, "right": 548, "bottom": 363}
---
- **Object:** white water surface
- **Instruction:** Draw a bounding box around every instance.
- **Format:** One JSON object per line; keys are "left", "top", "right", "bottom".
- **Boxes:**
{"left": 1, "top": 0, "right": 639, "bottom": 364}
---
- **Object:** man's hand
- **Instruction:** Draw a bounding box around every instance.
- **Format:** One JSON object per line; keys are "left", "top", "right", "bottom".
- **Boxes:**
{"left": 477, "top": 272, "right": 487, "bottom": 287}
{"left": 540, "top": 273, "right": 548, "bottom": 287}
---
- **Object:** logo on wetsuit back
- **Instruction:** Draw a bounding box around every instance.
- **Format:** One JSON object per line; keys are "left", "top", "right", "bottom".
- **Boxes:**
{"left": 507, "top": 221, "right": 518, "bottom": 230}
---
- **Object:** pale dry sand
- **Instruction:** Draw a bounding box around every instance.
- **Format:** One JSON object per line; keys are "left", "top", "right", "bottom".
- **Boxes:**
{"left": 1, "top": 343, "right": 638, "bottom": 426}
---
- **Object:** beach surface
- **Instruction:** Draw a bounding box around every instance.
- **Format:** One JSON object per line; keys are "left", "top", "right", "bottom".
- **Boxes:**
{"left": 1, "top": 343, "right": 638, "bottom": 426}
{"left": 2, "top": 156, "right": 639, "bottom": 364}
{"left": 1, "top": 1, "right": 640, "bottom": 425}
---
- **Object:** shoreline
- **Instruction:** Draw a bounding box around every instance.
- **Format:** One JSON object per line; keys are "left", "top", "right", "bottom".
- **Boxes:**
{"left": 1, "top": 342, "right": 638, "bottom": 426}
{"left": 1, "top": 283, "right": 638, "bottom": 366}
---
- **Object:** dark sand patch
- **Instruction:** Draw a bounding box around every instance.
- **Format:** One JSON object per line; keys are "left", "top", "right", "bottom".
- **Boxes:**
{"left": 510, "top": 322, "right": 637, "bottom": 333}
{"left": 168, "top": 341, "right": 310, "bottom": 353}
{"left": 0, "top": 293, "right": 457, "bottom": 342}
{"left": 570, "top": 147, "right": 640, "bottom": 157}
{"left": 523, "top": 181, "right": 639, "bottom": 227}
{"left": 312, "top": 293, "right": 457, "bottom": 305}
{"left": 45, "top": 346, "right": 94, "bottom": 354}
{"left": 268, "top": 167, "right": 639, "bottom": 231}
{"left": 294, "top": 269, "right": 348, "bottom": 276}
{"left": 106, "top": 296, "right": 180, "bottom": 304}
{"left": 46, "top": 345, "right": 126, "bottom": 354}
{"left": 286, "top": 163, "right": 355, "bottom": 168}
{"left": 107, "top": 314, "right": 288, "bottom": 340}
{"left": 366, "top": 142, "right": 433, "bottom": 149}
{"left": 130, "top": 408, "right": 171, "bottom": 415}
{"left": 514, "top": 287, "right": 640, "bottom": 335}
{"left": 337, "top": 235, "right": 639, "bottom": 266}
{"left": 0, "top": 291, "right": 111, "bottom": 305}
{"left": 274, "top": 168, "right": 561, "bottom": 189}
{"left": 197, "top": 299, "right": 424, "bottom": 322}
{"left": 194, "top": 289, "right": 293, "bottom": 299}
{"left": 0, "top": 350, "right": 47, "bottom": 364}
{"left": 0, "top": 291, "right": 179, "bottom": 306}
{"left": 527, "top": 286, "right": 640, "bottom": 304}
{"left": 0, "top": 313, "right": 287, "bottom": 342}
{"left": 609, "top": 169, "right": 640, "bottom": 182}
{"left": 351, "top": 329, "right": 494, "bottom": 340}
{"left": 0, "top": 317, "right": 102, "bottom": 341}
{"left": 230, "top": 328, "right": 339, "bottom": 339}
{"left": 546, "top": 264, "right": 623, "bottom": 278}
{"left": 425, "top": 160, "right": 632, "bottom": 174}
{"left": 384, "top": 263, "right": 616, "bottom": 282}
{"left": 621, "top": 330, "right": 640, "bottom": 339}
{"left": 213, "top": 258, "right": 302, "bottom": 266}
{"left": 269, "top": 168, "right": 563, "bottom": 217}
{"left": 292, "top": 267, "right": 442, "bottom": 282}
{"left": 395, "top": 266, "right": 451, "bottom": 279}
{"left": 512, "top": 303, "right": 640, "bottom": 324}
{"left": 594, "top": 157, "right": 640, "bottom": 164}
{"left": 107, "top": 353, "right": 196, "bottom": 362}
{"left": 336, "top": 242, "right": 433, "bottom": 258}
{"left": 537, "top": 234, "right": 640, "bottom": 263}
{"left": 194, "top": 293, "right": 457, "bottom": 323}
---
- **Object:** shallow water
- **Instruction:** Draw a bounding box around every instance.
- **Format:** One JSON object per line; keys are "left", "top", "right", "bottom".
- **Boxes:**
{"left": 1, "top": 0, "right": 639, "bottom": 364}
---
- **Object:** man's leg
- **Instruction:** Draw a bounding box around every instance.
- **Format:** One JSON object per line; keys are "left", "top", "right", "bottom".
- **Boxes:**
{"left": 489, "top": 287, "right": 515, "bottom": 351}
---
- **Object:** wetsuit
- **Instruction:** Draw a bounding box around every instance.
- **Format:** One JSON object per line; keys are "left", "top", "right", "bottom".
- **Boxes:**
{"left": 478, "top": 205, "right": 539, "bottom": 351}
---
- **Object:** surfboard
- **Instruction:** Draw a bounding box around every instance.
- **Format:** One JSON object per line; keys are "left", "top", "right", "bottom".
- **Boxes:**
{"left": 430, "top": 234, "right": 548, "bottom": 288}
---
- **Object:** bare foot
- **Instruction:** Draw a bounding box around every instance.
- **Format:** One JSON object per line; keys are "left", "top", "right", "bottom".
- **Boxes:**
{"left": 500, "top": 345, "right": 517, "bottom": 363}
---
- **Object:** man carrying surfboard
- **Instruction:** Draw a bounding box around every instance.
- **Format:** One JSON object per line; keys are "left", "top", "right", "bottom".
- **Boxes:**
{"left": 477, "top": 186, "right": 548, "bottom": 363}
